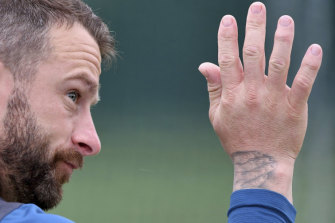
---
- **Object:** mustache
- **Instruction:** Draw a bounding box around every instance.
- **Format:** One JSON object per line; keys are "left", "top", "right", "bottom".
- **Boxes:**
{"left": 52, "top": 149, "right": 83, "bottom": 169}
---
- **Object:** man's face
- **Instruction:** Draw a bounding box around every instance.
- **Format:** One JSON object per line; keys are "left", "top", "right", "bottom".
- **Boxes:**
{"left": 0, "top": 23, "right": 102, "bottom": 210}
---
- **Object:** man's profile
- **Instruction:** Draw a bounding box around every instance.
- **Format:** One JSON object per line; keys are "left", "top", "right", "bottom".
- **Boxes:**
{"left": 0, "top": 0, "right": 115, "bottom": 221}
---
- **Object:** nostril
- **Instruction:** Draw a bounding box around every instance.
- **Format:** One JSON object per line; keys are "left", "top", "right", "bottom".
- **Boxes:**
{"left": 78, "top": 142, "right": 91, "bottom": 154}
{"left": 72, "top": 126, "right": 101, "bottom": 156}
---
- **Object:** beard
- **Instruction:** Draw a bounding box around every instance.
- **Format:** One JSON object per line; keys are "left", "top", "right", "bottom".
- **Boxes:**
{"left": 0, "top": 87, "right": 83, "bottom": 210}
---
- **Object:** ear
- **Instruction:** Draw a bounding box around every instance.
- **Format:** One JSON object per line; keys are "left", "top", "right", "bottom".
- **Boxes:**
{"left": 0, "top": 62, "right": 14, "bottom": 116}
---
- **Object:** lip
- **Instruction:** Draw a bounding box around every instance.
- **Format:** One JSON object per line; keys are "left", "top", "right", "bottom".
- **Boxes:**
{"left": 64, "top": 161, "right": 79, "bottom": 170}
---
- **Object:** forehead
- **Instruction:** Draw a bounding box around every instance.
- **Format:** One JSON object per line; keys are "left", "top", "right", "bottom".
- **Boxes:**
{"left": 28, "top": 23, "right": 102, "bottom": 105}
{"left": 48, "top": 22, "right": 102, "bottom": 75}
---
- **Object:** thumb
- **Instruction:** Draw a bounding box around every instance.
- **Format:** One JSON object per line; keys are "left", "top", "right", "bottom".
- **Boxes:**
{"left": 198, "top": 62, "right": 222, "bottom": 122}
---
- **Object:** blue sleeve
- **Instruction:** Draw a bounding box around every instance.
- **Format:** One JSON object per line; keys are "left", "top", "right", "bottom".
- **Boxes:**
{"left": 228, "top": 189, "right": 296, "bottom": 223}
{"left": 1, "top": 204, "right": 74, "bottom": 223}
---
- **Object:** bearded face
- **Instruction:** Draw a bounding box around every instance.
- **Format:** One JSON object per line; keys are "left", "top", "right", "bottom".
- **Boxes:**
{"left": 0, "top": 23, "right": 102, "bottom": 211}
{"left": 0, "top": 88, "right": 83, "bottom": 210}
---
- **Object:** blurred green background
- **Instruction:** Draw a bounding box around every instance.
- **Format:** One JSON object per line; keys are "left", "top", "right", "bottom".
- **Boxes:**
{"left": 50, "top": 0, "right": 335, "bottom": 222}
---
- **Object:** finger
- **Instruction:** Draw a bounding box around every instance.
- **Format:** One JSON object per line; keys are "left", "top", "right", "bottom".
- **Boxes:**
{"left": 199, "top": 62, "right": 222, "bottom": 121}
{"left": 243, "top": 2, "right": 266, "bottom": 84}
{"left": 267, "top": 16, "right": 295, "bottom": 92}
{"left": 289, "top": 44, "right": 323, "bottom": 111}
{"left": 218, "top": 15, "right": 243, "bottom": 91}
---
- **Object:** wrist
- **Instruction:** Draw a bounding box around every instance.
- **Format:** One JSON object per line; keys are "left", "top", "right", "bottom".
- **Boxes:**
{"left": 232, "top": 151, "right": 295, "bottom": 203}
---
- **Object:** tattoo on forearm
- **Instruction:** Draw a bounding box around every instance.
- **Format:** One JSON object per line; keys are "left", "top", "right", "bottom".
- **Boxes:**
{"left": 232, "top": 151, "right": 276, "bottom": 190}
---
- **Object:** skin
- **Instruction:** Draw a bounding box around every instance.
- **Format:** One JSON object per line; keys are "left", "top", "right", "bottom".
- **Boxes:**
{"left": 28, "top": 22, "right": 102, "bottom": 165}
{"left": 0, "top": 22, "right": 102, "bottom": 208}
{"left": 0, "top": 64, "right": 14, "bottom": 135}
{"left": 199, "top": 2, "right": 323, "bottom": 203}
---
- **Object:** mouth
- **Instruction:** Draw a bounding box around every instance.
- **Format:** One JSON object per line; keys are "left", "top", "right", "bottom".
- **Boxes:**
{"left": 53, "top": 149, "right": 83, "bottom": 175}
{"left": 64, "top": 161, "right": 79, "bottom": 170}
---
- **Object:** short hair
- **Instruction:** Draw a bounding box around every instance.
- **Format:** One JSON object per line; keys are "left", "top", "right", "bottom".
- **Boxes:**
{"left": 0, "top": 0, "right": 116, "bottom": 81}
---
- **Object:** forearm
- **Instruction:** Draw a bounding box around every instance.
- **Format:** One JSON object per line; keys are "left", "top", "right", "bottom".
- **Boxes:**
{"left": 232, "top": 151, "right": 295, "bottom": 203}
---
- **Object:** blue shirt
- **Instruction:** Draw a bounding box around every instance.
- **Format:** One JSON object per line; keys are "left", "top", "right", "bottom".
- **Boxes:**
{"left": 0, "top": 189, "right": 295, "bottom": 222}
{"left": 228, "top": 189, "right": 296, "bottom": 223}
{"left": 0, "top": 203, "right": 73, "bottom": 223}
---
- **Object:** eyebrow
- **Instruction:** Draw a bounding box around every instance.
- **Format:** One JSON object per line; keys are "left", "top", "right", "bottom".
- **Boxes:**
{"left": 64, "top": 73, "right": 101, "bottom": 105}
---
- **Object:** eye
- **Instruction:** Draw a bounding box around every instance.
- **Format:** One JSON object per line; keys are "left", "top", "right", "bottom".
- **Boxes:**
{"left": 67, "top": 90, "right": 80, "bottom": 103}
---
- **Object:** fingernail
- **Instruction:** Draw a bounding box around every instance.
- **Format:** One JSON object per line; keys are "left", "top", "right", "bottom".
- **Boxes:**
{"left": 222, "top": 16, "right": 233, "bottom": 27}
{"left": 279, "top": 16, "right": 292, "bottom": 27}
{"left": 198, "top": 64, "right": 208, "bottom": 77}
{"left": 251, "top": 3, "right": 262, "bottom": 14}
{"left": 311, "top": 45, "right": 321, "bottom": 56}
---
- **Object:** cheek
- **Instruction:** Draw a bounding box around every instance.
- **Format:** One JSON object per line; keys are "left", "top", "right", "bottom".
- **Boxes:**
{"left": 30, "top": 96, "right": 74, "bottom": 145}
{"left": 42, "top": 112, "right": 73, "bottom": 145}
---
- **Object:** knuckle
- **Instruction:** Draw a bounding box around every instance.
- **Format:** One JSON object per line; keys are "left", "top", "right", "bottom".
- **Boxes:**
{"left": 243, "top": 45, "right": 263, "bottom": 59}
{"left": 219, "top": 54, "right": 236, "bottom": 69}
{"left": 274, "top": 32, "right": 292, "bottom": 44}
{"left": 208, "top": 84, "right": 221, "bottom": 94}
{"left": 218, "top": 35, "right": 235, "bottom": 42}
{"left": 302, "top": 61, "right": 319, "bottom": 72}
{"left": 286, "top": 100, "right": 304, "bottom": 120}
{"left": 295, "top": 75, "right": 312, "bottom": 91}
{"left": 269, "top": 57, "right": 288, "bottom": 73}
{"left": 246, "top": 20, "right": 264, "bottom": 31}
{"left": 218, "top": 31, "right": 237, "bottom": 41}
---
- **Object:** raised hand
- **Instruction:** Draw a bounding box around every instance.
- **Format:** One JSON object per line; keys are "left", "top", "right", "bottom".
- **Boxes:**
{"left": 198, "top": 2, "right": 322, "bottom": 202}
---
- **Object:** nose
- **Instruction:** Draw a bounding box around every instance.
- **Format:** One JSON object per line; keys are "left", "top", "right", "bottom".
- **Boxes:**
{"left": 72, "top": 111, "right": 101, "bottom": 157}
